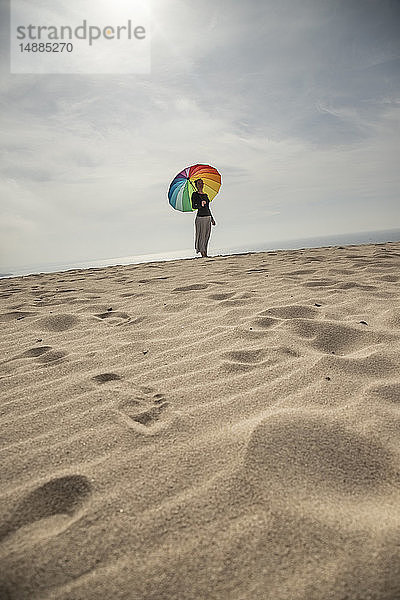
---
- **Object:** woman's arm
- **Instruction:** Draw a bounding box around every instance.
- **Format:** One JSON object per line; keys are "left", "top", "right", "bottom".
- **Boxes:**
{"left": 191, "top": 192, "right": 199, "bottom": 210}
{"left": 208, "top": 200, "right": 216, "bottom": 225}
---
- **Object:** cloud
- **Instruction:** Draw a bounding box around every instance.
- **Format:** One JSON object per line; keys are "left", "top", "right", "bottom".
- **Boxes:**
{"left": 0, "top": 0, "right": 399, "bottom": 269}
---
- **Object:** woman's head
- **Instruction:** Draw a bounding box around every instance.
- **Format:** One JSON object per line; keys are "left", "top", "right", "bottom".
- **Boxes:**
{"left": 194, "top": 178, "right": 204, "bottom": 191}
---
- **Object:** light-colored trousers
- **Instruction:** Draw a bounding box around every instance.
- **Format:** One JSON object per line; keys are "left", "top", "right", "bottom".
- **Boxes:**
{"left": 195, "top": 215, "right": 212, "bottom": 254}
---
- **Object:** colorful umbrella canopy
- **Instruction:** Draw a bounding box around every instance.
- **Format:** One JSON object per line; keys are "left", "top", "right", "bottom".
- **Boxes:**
{"left": 168, "top": 164, "right": 222, "bottom": 212}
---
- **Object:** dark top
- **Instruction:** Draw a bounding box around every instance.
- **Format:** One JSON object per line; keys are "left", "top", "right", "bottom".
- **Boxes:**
{"left": 191, "top": 191, "right": 213, "bottom": 217}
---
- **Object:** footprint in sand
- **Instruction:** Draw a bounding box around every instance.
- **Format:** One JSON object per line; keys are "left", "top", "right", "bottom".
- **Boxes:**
{"left": 172, "top": 283, "right": 209, "bottom": 292}
{"left": 92, "top": 373, "right": 122, "bottom": 383}
{"left": 286, "top": 269, "right": 317, "bottom": 276}
{"left": 260, "top": 305, "right": 318, "bottom": 320}
{"left": 249, "top": 316, "right": 281, "bottom": 330}
{"left": 330, "top": 268, "right": 357, "bottom": 275}
{"left": 232, "top": 315, "right": 281, "bottom": 339}
{"left": 364, "top": 381, "right": 400, "bottom": 404}
{"left": 37, "top": 350, "right": 68, "bottom": 364}
{"left": 303, "top": 279, "right": 337, "bottom": 287}
{"left": 117, "top": 387, "right": 171, "bottom": 432}
{"left": 7, "top": 346, "right": 52, "bottom": 360}
{"left": 335, "top": 282, "right": 376, "bottom": 291}
{"left": 313, "top": 351, "right": 399, "bottom": 379}
{"left": 138, "top": 276, "right": 170, "bottom": 283}
{"left": 221, "top": 298, "right": 248, "bottom": 307}
{"left": 207, "top": 292, "right": 236, "bottom": 300}
{"left": 163, "top": 302, "right": 189, "bottom": 313}
{"left": 0, "top": 311, "right": 37, "bottom": 322}
{"left": 94, "top": 310, "right": 131, "bottom": 325}
{"left": 220, "top": 346, "right": 300, "bottom": 373}
{"left": 0, "top": 475, "right": 91, "bottom": 541}
{"left": 220, "top": 348, "right": 269, "bottom": 373}
{"left": 122, "top": 402, "right": 169, "bottom": 426}
{"left": 246, "top": 267, "right": 269, "bottom": 273}
{"left": 283, "top": 319, "right": 388, "bottom": 355}
{"left": 34, "top": 314, "right": 78, "bottom": 332}
{"left": 4, "top": 346, "right": 68, "bottom": 365}
{"left": 302, "top": 256, "right": 323, "bottom": 262}
{"left": 119, "top": 292, "right": 146, "bottom": 298}
{"left": 244, "top": 412, "right": 398, "bottom": 496}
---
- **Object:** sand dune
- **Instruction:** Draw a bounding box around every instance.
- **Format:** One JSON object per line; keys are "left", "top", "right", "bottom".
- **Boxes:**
{"left": 0, "top": 241, "right": 399, "bottom": 599}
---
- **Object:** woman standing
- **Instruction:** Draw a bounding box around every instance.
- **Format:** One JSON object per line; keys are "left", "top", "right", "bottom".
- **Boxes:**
{"left": 191, "top": 178, "right": 216, "bottom": 258}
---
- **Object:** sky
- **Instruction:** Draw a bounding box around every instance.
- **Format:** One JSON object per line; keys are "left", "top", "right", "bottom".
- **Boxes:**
{"left": 1, "top": 0, "right": 400, "bottom": 271}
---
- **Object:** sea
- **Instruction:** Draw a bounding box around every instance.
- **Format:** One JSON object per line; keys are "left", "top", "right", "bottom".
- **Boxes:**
{"left": 1, "top": 228, "right": 400, "bottom": 279}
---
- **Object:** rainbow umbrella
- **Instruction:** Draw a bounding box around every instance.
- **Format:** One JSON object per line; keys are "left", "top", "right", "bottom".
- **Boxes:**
{"left": 168, "top": 164, "right": 222, "bottom": 212}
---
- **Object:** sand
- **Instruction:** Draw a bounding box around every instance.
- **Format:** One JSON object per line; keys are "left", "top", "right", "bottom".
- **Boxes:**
{"left": 0, "top": 241, "right": 399, "bottom": 600}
